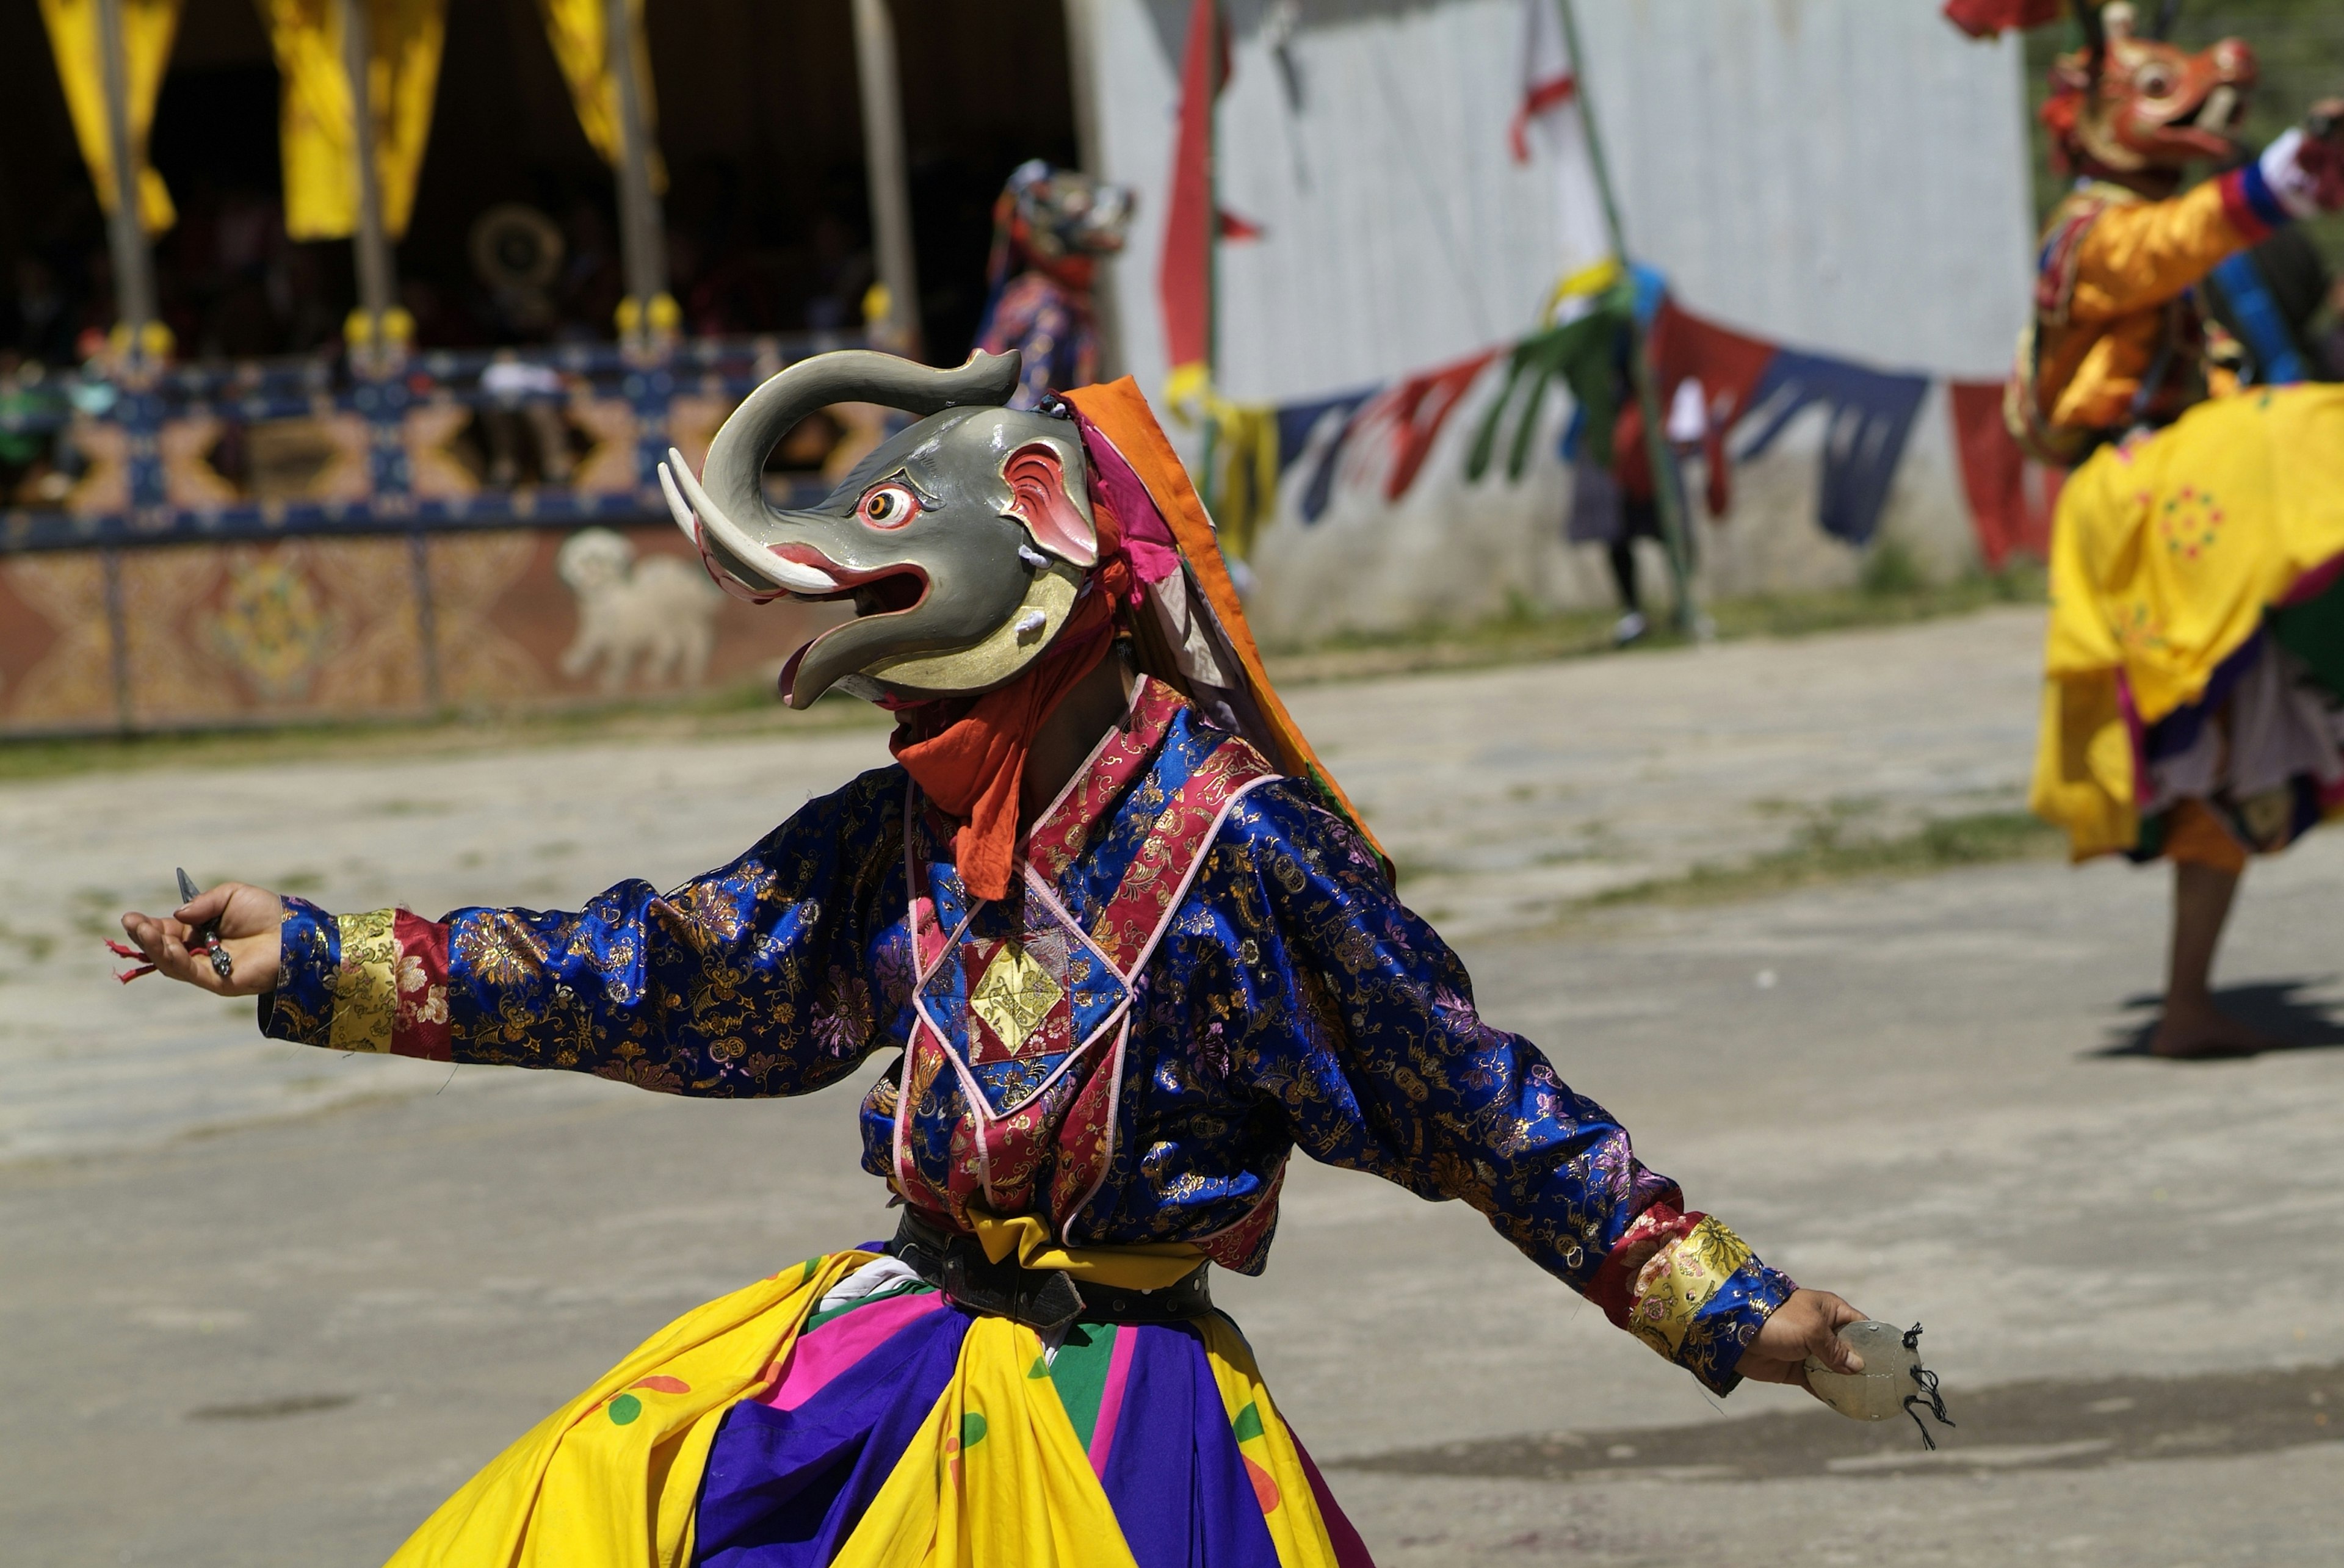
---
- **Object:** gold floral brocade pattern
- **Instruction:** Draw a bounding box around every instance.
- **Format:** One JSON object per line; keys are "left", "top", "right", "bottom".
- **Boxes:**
{"left": 330, "top": 909, "right": 400, "bottom": 1055}
{"left": 1626, "top": 1216, "right": 1756, "bottom": 1359}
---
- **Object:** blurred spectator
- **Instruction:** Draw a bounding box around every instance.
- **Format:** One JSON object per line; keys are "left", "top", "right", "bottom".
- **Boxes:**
{"left": 7, "top": 257, "right": 77, "bottom": 366}
{"left": 478, "top": 357, "right": 575, "bottom": 486}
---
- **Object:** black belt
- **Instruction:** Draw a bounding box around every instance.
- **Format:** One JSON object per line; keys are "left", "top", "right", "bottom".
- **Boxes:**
{"left": 889, "top": 1210, "right": 1212, "bottom": 1333}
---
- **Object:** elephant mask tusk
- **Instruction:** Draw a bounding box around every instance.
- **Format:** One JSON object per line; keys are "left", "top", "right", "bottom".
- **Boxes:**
{"left": 662, "top": 446, "right": 842, "bottom": 596}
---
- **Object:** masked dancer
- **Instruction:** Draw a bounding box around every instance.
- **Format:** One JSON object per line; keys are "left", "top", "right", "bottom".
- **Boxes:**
{"left": 1966, "top": 0, "right": 2344, "bottom": 1057}
{"left": 120, "top": 350, "right": 1868, "bottom": 1566}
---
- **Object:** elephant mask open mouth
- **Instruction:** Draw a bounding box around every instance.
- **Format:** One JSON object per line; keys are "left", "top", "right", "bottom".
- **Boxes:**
{"left": 657, "top": 349, "right": 1105, "bottom": 709}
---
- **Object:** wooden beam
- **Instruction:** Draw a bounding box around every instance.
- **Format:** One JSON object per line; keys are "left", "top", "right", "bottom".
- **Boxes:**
{"left": 604, "top": 0, "right": 669, "bottom": 346}
{"left": 1059, "top": 0, "right": 1120, "bottom": 378}
{"left": 852, "top": 0, "right": 921, "bottom": 356}
{"left": 336, "top": 0, "right": 398, "bottom": 370}
{"left": 94, "top": 0, "right": 159, "bottom": 359}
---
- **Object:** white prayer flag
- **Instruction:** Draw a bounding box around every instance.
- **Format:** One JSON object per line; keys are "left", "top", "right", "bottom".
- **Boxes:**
{"left": 1510, "top": 0, "right": 1612, "bottom": 280}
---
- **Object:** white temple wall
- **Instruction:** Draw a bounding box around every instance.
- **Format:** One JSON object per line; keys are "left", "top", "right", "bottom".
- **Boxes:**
{"left": 1077, "top": 0, "right": 2037, "bottom": 640}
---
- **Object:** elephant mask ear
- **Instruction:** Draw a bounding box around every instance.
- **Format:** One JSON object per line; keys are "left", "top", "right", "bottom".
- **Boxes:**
{"left": 1002, "top": 442, "right": 1099, "bottom": 567}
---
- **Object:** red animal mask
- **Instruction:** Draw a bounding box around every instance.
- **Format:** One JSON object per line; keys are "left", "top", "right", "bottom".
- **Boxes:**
{"left": 2043, "top": 3, "right": 2256, "bottom": 179}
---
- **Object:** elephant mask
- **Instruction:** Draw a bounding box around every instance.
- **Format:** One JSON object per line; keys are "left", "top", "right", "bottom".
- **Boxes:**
{"left": 659, "top": 349, "right": 1105, "bottom": 709}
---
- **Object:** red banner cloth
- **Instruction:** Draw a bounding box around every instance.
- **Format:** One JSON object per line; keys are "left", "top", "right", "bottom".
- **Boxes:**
{"left": 1941, "top": 0, "right": 2064, "bottom": 39}
{"left": 1617, "top": 302, "right": 1779, "bottom": 515}
{"left": 1948, "top": 380, "right": 2059, "bottom": 570}
{"left": 1159, "top": 0, "right": 1226, "bottom": 371}
{"left": 1383, "top": 349, "right": 1501, "bottom": 501}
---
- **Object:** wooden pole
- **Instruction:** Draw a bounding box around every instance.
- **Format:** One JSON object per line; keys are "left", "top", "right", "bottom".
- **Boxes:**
{"left": 851, "top": 0, "right": 921, "bottom": 355}
{"left": 1058, "top": 0, "right": 1120, "bottom": 377}
{"left": 336, "top": 0, "right": 398, "bottom": 370}
{"left": 1554, "top": 0, "right": 1701, "bottom": 637}
{"left": 604, "top": 0, "right": 668, "bottom": 346}
{"left": 94, "top": 0, "right": 159, "bottom": 361}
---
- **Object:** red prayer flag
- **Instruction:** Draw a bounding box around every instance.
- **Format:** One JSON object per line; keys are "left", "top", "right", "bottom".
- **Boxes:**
{"left": 1508, "top": 0, "right": 1578, "bottom": 166}
{"left": 1160, "top": 0, "right": 1226, "bottom": 374}
{"left": 1948, "top": 380, "right": 2058, "bottom": 569}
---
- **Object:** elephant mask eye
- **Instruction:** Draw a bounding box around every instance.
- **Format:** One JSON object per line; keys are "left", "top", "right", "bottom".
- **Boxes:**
{"left": 856, "top": 481, "right": 922, "bottom": 530}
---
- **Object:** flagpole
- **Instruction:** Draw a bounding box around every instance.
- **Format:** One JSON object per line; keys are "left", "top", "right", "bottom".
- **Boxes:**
{"left": 1199, "top": 0, "right": 1222, "bottom": 521}
{"left": 336, "top": 0, "right": 399, "bottom": 375}
{"left": 1552, "top": 0, "right": 1701, "bottom": 638}
{"left": 605, "top": 0, "right": 671, "bottom": 350}
{"left": 852, "top": 0, "right": 921, "bottom": 356}
{"left": 94, "top": 0, "right": 160, "bottom": 364}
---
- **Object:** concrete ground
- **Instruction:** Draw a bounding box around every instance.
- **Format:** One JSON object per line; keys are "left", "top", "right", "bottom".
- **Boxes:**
{"left": 5, "top": 605, "right": 2342, "bottom": 1566}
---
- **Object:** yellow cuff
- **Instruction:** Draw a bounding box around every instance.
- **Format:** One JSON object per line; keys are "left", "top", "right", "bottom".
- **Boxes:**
{"left": 328, "top": 909, "right": 399, "bottom": 1055}
{"left": 1626, "top": 1216, "right": 1756, "bottom": 1359}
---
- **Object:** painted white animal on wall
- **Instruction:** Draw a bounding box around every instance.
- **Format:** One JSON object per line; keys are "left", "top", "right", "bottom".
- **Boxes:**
{"left": 555, "top": 527, "right": 720, "bottom": 692}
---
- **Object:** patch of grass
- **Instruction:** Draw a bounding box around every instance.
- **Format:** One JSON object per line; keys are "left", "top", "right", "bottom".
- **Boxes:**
{"left": 1265, "top": 566, "right": 2044, "bottom": 685}
{"left": 1704, "top": 562, "right": 2046, "bottom": 644}
{"left": 1584, "top": 807, "right": 2064, "bottom": 911}
{"left": 1858, "top": 537, "right": 1926, "bottom": 597}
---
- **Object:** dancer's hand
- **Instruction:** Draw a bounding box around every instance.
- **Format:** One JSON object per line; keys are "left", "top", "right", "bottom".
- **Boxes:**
{"left": 118, "top": 882, "right": 282, "bottom": 997}
{"left": 1738, "top": 1288, "right": 1868, "bottom": 1399}
{"left": 2266, "top": 103, "right": 2344, "bottom": 217}
{"left": 2306, "top": 99, "right": 2344, "bottom": 209}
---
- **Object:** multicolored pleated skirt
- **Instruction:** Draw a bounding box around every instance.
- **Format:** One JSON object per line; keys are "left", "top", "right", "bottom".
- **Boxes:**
{"left": 383, "top": 1249, "right": 1375, "bottom": 1567}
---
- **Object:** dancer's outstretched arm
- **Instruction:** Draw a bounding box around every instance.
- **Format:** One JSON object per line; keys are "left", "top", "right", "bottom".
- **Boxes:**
{"left": 1203, "top": 782, "right": 1865, "bottom": 1398}
{"left": 118, "top": 768, "right": 910, "bottom": 1098}
{"left": 2067, "top": 104, "right": 2344, "bottom": 322}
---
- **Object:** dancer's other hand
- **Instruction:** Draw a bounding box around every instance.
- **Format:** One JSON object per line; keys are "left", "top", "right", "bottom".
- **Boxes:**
{"left": 1738, "top": 1288, "right": 1868, "bottom": 1399}
{"left": 118, "top": 882, "right": 281, "bottom": 997}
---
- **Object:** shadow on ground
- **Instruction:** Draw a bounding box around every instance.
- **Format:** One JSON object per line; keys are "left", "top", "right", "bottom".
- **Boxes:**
{"left": 2094, "top": 979, "right": 2344, "bottom": 1058}
{"left": 1333, "top": 1362, "right": 2344, "bottom": 1485}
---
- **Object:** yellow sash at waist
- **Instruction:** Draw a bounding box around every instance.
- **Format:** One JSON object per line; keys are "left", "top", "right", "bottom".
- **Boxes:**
{"left": 966, "top": 1211, "right": 1205, "bottom": 1292}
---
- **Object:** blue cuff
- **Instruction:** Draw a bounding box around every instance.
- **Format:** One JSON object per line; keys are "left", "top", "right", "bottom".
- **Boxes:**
{"left": 258, "top": 895, "right": 340, "bottom": 1046}
{"left": 1679, "top": 1260, "right": 1800, "bottom": 1396}
{"left": 2235, "top": 159, "right": 2293, "bottom": 233}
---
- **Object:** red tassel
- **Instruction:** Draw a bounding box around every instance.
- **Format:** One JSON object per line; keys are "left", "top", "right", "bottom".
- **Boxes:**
{"left": 107, "top": 941, "right": 158, "bottom": 984}
{"left": 1941, "top": 0, "right": 2066, "bottom": 39}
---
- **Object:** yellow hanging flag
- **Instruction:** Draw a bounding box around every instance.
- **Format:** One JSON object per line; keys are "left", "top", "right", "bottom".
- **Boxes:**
{"left": 37, "top": 0, "right": 183, "bottom": 235}
{"left": 536, "top": 0, "right": 667, "bottom": 193}
{"left": 256, "top": 0, "right": 448, "bottom": 242}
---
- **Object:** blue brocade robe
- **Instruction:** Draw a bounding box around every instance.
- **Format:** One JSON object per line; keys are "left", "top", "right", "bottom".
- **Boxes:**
{"left": 263, "top": 677, "right": 1791, "bottom": 1393}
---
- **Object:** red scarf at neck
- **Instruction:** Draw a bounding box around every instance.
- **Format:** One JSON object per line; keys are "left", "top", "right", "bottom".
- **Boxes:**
{"left": 889, "top": 555, "right": 1130, "bottom": 902}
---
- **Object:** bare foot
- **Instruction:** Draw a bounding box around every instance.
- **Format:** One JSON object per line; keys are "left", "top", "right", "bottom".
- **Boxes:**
{"left": 2149, "top": 996, "right": 2285, "bottom": 1060}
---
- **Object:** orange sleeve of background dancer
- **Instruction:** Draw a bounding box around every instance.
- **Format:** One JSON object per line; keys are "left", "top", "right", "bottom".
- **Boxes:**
{"left": 2066, "top": 181, "right": 2257, "bottom": 323}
